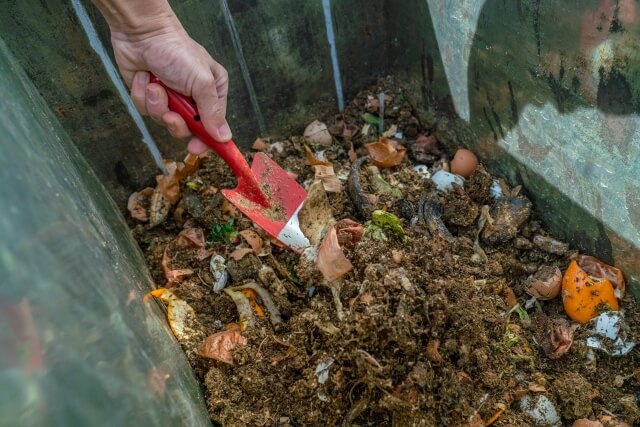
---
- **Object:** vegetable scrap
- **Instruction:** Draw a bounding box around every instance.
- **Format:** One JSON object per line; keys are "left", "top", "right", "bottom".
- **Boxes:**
{"left": 127, "top": 77, "right": 640, "bottom": 427}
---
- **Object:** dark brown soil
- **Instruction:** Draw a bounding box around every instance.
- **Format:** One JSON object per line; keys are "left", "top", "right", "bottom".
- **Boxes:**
{"left": 127, "top": 78, "right": 640, "bottom": 427}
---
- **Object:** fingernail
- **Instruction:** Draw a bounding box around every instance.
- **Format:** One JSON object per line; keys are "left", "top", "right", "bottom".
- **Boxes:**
{"left": 218, "top": 122, "right": 232, "bottom": 140}
{"left": 147, "top": 88, "right": 159, "bottom": 104}
{"left": 136, "top": 72, "right": 148, "bottom": 86}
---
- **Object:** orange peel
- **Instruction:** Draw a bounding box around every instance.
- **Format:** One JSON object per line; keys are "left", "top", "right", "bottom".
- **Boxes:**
{"left": 561, "top": 260, "right": 619, "bottom": 324}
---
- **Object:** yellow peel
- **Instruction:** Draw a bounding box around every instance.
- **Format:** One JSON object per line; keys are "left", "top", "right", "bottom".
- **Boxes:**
{"left": 145, "top": 288, "right": 199, "bottom": 342}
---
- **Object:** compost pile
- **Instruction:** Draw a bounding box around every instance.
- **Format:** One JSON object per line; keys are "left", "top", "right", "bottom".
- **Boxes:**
{"left": 127, "top": 78, "right": 640, "bottom": 427}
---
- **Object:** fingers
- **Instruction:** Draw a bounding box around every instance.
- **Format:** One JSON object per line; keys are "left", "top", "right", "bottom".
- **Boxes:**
{"left": 187, "top": 138, "right": 210, "bottom": 155}
{"left": 162, "top": 111, "right": 191, "bottom": 139}
{"left": 131, "top": 71, "right": 150, "bottom": 115}
{"left": 145, "top": 83, "right": 169, "bottom": 123}
{"left": 191, "top": 63, "right": 232, "bottom": 142}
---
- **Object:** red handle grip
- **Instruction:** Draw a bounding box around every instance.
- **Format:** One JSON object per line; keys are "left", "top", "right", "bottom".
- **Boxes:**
{"left": 149, "top": 74, "right": 267, "bottom": 206}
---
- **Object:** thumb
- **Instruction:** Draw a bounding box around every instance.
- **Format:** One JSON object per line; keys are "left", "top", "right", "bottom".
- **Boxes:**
{"left": 192, "top": 70, "right": 231, "bottom": 142}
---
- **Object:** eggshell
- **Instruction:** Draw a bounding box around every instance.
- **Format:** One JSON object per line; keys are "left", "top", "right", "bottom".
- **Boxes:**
{"left": 450, "top": 149, "right": 478, "bottom": 178}
{"left": 525, "top": 266, "right": 562, "bottom": 300}
{"left": 561, "top": 260, "right": 619, "bottom": 324}
{"left": 304, "top": 120, "right": 332, "bottom": 146}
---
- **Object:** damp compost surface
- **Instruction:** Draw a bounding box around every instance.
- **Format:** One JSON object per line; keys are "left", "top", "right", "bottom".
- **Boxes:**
{"left": 127, "top": 78, "right": 640, "bottom": 427}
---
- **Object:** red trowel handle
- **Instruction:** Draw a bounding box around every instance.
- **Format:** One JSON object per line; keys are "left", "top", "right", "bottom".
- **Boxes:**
{"left": 149, "top": 73, "right": 268, "bottom": 206}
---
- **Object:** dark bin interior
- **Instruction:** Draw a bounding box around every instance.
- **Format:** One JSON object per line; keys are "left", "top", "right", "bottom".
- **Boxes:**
{"left": 1, "top": 1, "right": 639, "bottom": 425}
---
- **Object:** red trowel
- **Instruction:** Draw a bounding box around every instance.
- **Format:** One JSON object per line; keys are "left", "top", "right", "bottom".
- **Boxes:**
{"left": 150, "top": 74, "right": 309, "bottom": 252}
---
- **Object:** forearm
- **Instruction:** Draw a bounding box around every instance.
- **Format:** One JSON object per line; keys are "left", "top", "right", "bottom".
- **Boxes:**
{"left": 92, "top": 0, "right": 182, "bottom": 39}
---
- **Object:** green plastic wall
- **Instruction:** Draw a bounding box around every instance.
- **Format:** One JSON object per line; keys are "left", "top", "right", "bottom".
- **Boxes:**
{"left": 0, "top": 39, "right": 210, "bottom": 426}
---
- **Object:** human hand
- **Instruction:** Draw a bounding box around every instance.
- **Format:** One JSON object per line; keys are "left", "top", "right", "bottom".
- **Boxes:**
{"left": 110, "top": 17, "right": 230, "bottom": 154}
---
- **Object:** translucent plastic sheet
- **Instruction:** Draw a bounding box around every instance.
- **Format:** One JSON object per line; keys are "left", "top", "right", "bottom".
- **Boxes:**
{"left": 0, "top": 39, "right": 210, "bottom": 426}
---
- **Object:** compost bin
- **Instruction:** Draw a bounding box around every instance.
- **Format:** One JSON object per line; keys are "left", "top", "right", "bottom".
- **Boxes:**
{"left": 1, "top": 0, "right": 639, "bottom": 426}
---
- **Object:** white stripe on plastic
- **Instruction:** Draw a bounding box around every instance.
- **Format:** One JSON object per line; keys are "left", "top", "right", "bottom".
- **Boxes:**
{"left": 220, "top": 0, "right": 266, "bottom": 135}
{"left": 322, "top": 0, "right": 345, "bottom": 112}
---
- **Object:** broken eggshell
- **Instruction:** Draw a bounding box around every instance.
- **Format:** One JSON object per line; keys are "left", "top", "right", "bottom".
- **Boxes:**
{"left": 413, "top": 164, "right": 431, "bottom": 179}
{"left": 525, "top": 266, "right": 562, "bottom": 300}
{"left": 585, "top": 312, "right": 635, "bottom": 356}
{"left": 519, "top": 394, "right": 561, "bottom": 427}
{"left": 431, "top": 170, "right": 465, "bottom": 192}
{"left": 210, "top": 255, "right": 228, "bottom": 292}
{"left": 304, "top": 120, "right": 332, "bottom": 146}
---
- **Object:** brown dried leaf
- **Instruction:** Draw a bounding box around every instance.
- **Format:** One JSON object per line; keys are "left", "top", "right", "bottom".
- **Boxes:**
{"left": 155, "top": 154, "right": 201, "bottom": 204}
{"left": 348, "top": 142, "right": 358, "bottom": 162}
{"left": 176, "top": 228, "right": 206, "bottom": 249}
{"left": 230, "top": 247, "right": 254, "bottom": 261}
{"left": 545, "top": 317, "right": 579, "bottom": 359}
{"left": 127, "top": 187, "right": 154, "bottom": 222}
{"left": 239, "top": 229, "right": 264, "bottom": 253}
{"left": 528, "top": 383, "right": 547, "bottom": 393}
{"left": 161, "top": 247, "right": 194, "bottom": 286}
{"left": 364, "top": 138, "right": 406, "bottom": 168}
{"left": 197, "top": 327, "right": 247, "bottom": 365}
{"left": 414, "top": 134, "right": 441, "bottom": 156}
{"left": 221, "top": 199, "right": 239, "bottom": 218}
{"left": 335, "top": 219, "right": 364, "bottom": 250}
{"left": 252, "top": 137, "right": 268, "bottom": 151}
{"left": 314, "top": 164, "right": 342, "bottom": 193}
{"left": 317, "top": 226, "right": 353, "bottom": 282}
{"left": 305, "top": 146, "right": 332, "bottom": 166}
{"left": 426, "top": 340, "right": 444, "bottom": 363}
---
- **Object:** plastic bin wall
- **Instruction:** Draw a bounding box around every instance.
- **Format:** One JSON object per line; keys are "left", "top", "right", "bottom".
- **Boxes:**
{"left": 0, "top": 39, "right": 210, "bottom": 426}
{"left": 387, "top": 0, "right": 640, "bottom": 297}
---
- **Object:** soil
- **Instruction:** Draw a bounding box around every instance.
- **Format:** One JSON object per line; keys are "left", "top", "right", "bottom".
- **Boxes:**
{"left": 127, "top": 77, "right": 640, "bottom": 427}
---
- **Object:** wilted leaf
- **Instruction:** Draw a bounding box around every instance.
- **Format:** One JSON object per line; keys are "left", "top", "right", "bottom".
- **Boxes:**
{"left": 162, "top": 247, "right": 194, "bottom": 286}
{"left": 335, "top": 219, "right": 363, "bottom": 250}
{"left": 537, "top": 314, "right": 579, "bottom": 359}
{"left": 197, "top": 325, "right": 247, "bottom": 365}
{"left": 317, "top": 226, "right": 353, "bottom": 282}
{"left": 364, "top": 138, "right": 406, "bottom": 168}
{"left": 239, "top": 229, "right": 264, "bottom": 253}
{"left": 127, "top": 187, "right": 154, "bottom": 222}
{"left": 328, "top": 120, "right": 359, "bottom": 138}
{"left": 305, "top": 146, "right": 331, "bottom": 166}
{"left": 252, "top": 137, "right": 268, "bottom": 151}
{"left": 528, "top": 383, "right": 547, "bottom": 393}
{"left": 348, "top": 142, "right": 358, "bottom": 162}
{"left": 314, "top": 164, "right": 342, "bottom": 193}
{"left": 155, "top": 153, "right": 201, "bottom": 204}
{"left": 230, "top": 247, "right": 254, "bottom": 261}
{"left": 176, "top": 228, "right": 206, "bottom": 249}
{"left": 426, "top": 340, "right": 444, "bottom": 363}
{"left": 414, "top": 134, "right": 441, "bottom": 156}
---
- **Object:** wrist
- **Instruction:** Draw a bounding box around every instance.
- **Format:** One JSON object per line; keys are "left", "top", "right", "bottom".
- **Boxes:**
{"left": 94, "top": 0, "right": 184, "bottom": 42}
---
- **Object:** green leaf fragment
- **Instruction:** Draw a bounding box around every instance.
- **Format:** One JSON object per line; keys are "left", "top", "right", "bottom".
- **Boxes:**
{"left": 362, "top": 112, "right": 381, "bottom": 125}
{"left": 210, "top": 218, "right": 238, "bottom": 244}
{"left": 186, "top": 181, "right": 200, "bottom": 190}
